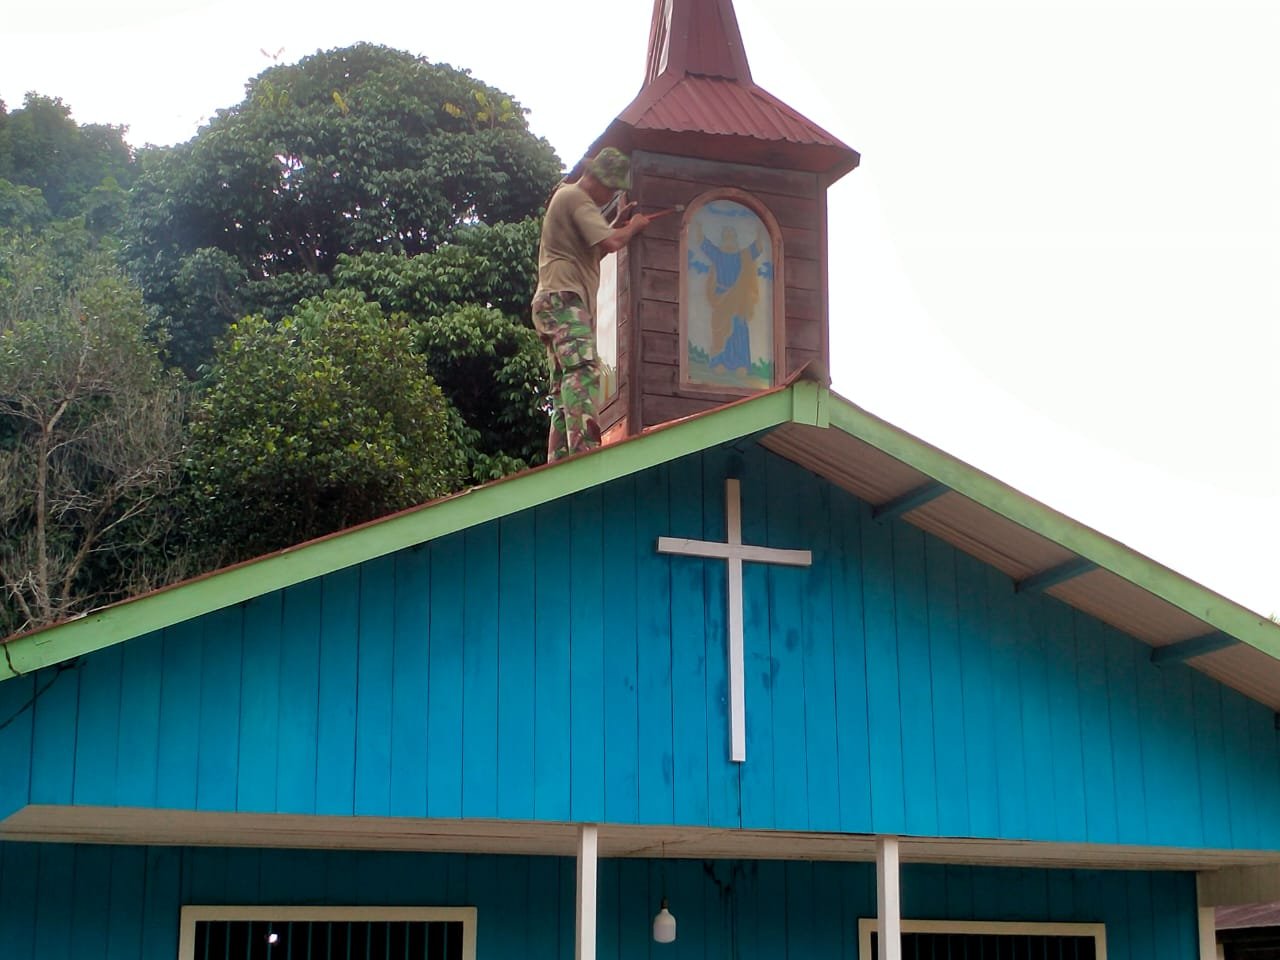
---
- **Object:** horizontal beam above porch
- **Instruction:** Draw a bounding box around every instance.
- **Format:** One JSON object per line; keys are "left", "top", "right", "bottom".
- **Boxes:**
{"left": 7, "top": 805, "right": 1280, "bottom": 873}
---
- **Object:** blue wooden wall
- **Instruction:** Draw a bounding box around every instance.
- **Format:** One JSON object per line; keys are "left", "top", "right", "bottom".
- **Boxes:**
{"left": 1, "top": 441, "right": 1278, "bottom": 847}
{"left": 0, "top": 841, "right": 1198, "bottom": 960}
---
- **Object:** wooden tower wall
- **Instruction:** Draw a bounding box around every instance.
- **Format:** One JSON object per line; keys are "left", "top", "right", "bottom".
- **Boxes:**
{"left": 619, "top": 151, "right": 829, "bottom": 433}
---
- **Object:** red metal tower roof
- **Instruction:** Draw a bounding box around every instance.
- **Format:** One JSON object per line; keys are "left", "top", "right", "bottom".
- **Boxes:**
{"left": 589, "top": 0, "right": 860, "bottom": 181}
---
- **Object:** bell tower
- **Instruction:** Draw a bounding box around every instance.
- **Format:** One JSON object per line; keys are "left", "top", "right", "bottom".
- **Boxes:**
{"left": 589, "top": 0, "right": 859, "bottom": 440}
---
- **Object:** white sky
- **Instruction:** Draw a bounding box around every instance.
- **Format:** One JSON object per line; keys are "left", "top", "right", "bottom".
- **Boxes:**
{"left": 4, "top": 0, "right": 1277, "bottom": 617}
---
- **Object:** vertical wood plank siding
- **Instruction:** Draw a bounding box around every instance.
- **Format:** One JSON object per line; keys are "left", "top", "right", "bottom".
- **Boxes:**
{"left": 626, "top": 152, "right": 826, "bottom": 431}
{"left": 0, "top": 843, "right": 1198, "bottom": 960}
{"left": 4, "top": 442, "right": 1280, "bottom": 850}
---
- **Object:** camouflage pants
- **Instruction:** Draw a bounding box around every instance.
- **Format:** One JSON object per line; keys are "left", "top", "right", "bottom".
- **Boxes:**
{"left": 531, "top": 291, "right": 602, "bottom": 462}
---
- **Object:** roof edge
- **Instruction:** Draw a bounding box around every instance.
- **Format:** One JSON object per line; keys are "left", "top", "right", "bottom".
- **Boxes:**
{"left": 589, "top": 76, "right": 859, "bottom": 182}
{"left": 8, "top": 376, "right": 1274, "bottom": 682}
{"left": 0, "top": 384, "right": 814, "bottom": 682}
{"left": 824, "top": 394, "right": 1280, "bottom": 661}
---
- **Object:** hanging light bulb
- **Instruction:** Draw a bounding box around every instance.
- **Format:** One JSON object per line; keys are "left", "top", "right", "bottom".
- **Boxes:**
{"left": 653, "top": 840, "right": 676, "bottom": 943}
{"left": 652, "top": 897, "right": 677, "bottom": 943}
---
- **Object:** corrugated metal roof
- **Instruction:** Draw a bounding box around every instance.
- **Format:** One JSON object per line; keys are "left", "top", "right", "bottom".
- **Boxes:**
{"left": 630, "top": 75, "right": 843, "bottom": 146}
{"left": 1218, "top": 902, "right": 1280, "bottom": 930}
{"left": 596, "top": 0, "right": 860, "bottom": 180}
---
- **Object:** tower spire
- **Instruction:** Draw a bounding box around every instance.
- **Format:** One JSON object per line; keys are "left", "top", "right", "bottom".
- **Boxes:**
{"left": 644, "top": 0, "right": 753, "bottom": 86}
{"left": 582, "top": 0, "right": 859, "bottom": 443}
{"left": 591, "top": 0, "right": 858, "bottom": 180}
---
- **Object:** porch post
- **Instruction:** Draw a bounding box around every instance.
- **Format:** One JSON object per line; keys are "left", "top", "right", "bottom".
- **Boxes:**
{"left": 876, "top": 835, "right": 902, "bottom": 960}
{"left": 576, "top": 824, "right": 599, "bottom": 960}
{"left": 1195, "top": 873, "right": 1219, "bottom": 960}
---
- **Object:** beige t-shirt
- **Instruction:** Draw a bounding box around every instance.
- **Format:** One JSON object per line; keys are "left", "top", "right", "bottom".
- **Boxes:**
{"left": 535, "top": 182, "right": 613, "bottom": 319}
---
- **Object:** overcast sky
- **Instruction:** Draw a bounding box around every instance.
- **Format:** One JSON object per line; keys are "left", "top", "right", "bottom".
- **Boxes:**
{"left": 4, "top": 0, "right": 1277, "bottom": 616}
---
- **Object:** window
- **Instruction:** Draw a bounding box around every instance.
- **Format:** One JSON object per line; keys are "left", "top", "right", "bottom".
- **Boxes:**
{"left": 680, "top": 191, "right": 782, "bottom": 394}
{"left": 178, "top": 907, "right": 477, "bottom": 960}
{"left": 858, "top": 919, "right": 1107, "bottom": 960}
{"left": 595, "top": 250, "right": 619, "bottom": 406}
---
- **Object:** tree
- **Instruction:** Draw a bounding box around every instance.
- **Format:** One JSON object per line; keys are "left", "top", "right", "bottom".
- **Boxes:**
{"left": 184, "top": 291, "right": 466, "bottom": 565}
{"left": 415, "top": 304, "right": 547, "bottom": 479}
{"left": 333, "top": 218, "right": 549, "bottom": 476}
{"left": 0, "top": 179, "right": 51, "bottom": 233}
{"left": 0, "top": 93, "right": 134, "bottom": 224}
{"left": 334, "top": 217, "right": 542, "bottom": 322}
{"left": 128, "top": 43, "right": 562, "bottom": 373}
{"left": 0, "top": 235, "right": 186, "bottom": 636}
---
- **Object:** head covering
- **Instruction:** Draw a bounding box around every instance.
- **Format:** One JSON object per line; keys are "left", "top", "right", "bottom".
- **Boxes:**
{"left": 586, "top": 147, "right": 631, "bottom": 191}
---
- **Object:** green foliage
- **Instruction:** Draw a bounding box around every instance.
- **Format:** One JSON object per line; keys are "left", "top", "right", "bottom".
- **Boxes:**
{"left": 79, "top": 176, "right": 130, "bottom": 239}
{"left": 0, "top": 53, "right": 561, "bottom": 587}
{"left": 0, "top": 178, "right": 51, "bottom": 232}
{"left": 332, "top": 217, "right": 548, "bottom": 475}
{"left": 334, "top": 217, "right": 541, "bottom": 321}
{"left": 0, "top": 234, "right": 186, "bottom": 635}
{"left": 414, "top": 304, "right": 548, "bottom": 479}
{"left": 0, "top": 93, "right": 134, "bottom": 223}
{"left": 185, "top": 291, "right": 466, "bottom": 564}
{"left": 128, "top": 43, "right": 561, "bottom": 373}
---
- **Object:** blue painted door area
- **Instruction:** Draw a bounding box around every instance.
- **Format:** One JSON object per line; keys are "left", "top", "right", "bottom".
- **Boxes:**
{"left": 2, "top": 440, "right": 1278, "bottom": 848}
{"left": 0, "top": 841, "right": 1197, "bottom": 960}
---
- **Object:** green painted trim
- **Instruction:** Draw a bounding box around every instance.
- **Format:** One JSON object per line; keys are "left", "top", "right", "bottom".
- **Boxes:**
{"left": 790, "top": 379, "right": 830, "bottom": 428}
{"left": 0, "top": 387, "right": 807, "bottom": 681}
{"left": 7, "top": 379, "right": 1276, "bottom": 682}
{"left": 826, "top": 396, "right": 1280, "bottom": 661}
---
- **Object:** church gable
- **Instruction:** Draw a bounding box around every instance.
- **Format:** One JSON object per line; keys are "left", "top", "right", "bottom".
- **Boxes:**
{"left": 3, "top": 434, "right": 1277, "bottom": 852}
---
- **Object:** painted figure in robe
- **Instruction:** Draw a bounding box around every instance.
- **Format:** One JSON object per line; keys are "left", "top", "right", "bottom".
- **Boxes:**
{"left": 692, "top": 220, "right": 765, "bottom": 374}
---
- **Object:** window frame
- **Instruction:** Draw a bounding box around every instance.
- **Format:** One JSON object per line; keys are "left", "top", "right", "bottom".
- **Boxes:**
{"left": 677, "top": 188, "right": 786, "bottom": 396}
{"left": 178, "top": 905, "right": 478, "bottom": 960}
{"left": 856, "top": 917, "right": 1108, "bottom": 960}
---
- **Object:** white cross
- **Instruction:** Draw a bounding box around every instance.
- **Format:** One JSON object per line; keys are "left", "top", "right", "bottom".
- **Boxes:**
{"left": 657, "top": 478, "right": 812, "bottom": 763}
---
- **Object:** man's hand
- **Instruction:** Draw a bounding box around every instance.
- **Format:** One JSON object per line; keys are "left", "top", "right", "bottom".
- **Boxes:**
{"left": 612, "top": 200, "right": 638, "bottom": 227}
{"left": 598, "top": 211, "right": 652, "bottom": 254}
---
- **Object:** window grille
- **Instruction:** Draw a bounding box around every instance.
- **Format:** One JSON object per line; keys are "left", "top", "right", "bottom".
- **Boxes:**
{"left": 179, "top": 907, "right": 477, "bottom": 960}
{"left": 859, "top": 919, "right": 1106, "bottom": 960}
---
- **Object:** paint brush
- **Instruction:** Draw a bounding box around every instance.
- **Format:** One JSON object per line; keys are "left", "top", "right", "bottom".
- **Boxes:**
{"left": 646, "top": 204, "right": 686, "bottom": 220}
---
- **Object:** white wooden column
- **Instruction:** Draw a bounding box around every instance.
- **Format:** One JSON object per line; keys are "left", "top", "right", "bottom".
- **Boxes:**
{"left": 876, "top": 836, "right": 902, "bottom": 960}
{"left": 1196, "top": 873, "right": 1219, "bottom": 960}
{"left": 576, "top": 825, "right": 598, "bottom": 960}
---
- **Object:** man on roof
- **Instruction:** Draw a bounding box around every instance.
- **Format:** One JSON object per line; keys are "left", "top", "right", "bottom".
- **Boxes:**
{"left": 533, "top": 147, "right": 651, "bottom": 462}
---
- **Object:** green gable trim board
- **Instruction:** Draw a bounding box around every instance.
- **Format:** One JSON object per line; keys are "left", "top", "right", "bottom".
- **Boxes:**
{"left": 0, "top": 385, "right": 809, "bottom": 682}
{"left": 824, "top": 398, "right": 1280, "bottom": 661}
{"left": 2, "top": 378, "right": 1277, "bottom": 684}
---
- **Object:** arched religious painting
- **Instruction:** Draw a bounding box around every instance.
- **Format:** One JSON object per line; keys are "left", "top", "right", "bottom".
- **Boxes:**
{"left": 681, "top": 195, "right": 779, "bottom": 392}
